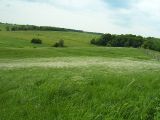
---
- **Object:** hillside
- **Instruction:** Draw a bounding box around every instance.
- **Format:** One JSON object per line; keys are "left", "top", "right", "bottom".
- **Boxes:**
{"left": 0, "top": 23, "right": 101, "bottom": 47}
{"left": 0, "top": 31, "right": 101, "bottom": 47}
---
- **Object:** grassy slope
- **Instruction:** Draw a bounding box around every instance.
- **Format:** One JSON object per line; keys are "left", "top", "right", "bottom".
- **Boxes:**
{"left": 0, "top": 31, "right": 99, "bottom": 47}
{"left": 0, "top": 23, "right": 160, "bottom": 120}
{"left": 0, "top": 47, "right": 150, "bottom": 59}
{"left": 0, "top": 24, "right": 100, "bottom": 47}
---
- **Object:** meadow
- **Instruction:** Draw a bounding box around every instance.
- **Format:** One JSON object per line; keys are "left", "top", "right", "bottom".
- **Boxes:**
{"left": 0, "top": 30, "right": 99, "bottom": 47}
{"left": 0, "top": 24, "right": 160, "bottom": 120}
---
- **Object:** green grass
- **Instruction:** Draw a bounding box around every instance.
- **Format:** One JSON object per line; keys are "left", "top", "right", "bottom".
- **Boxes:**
{"left": 0, "top": 23, "right": 160, "bottom": 119}
{"left": 0, "top": 47, "right": 160, "bottom": 120}
{"left": 0, "top": 47, "right": 150, "bottom": 59}
{"left": 0, "top": 31, "right": 99, "bottom": 47}
{"left": 1, "top": 65, "right": 160, "bottom": 120}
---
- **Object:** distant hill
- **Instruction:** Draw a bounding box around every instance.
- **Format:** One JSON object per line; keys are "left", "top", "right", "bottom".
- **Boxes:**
{"left": 0, "top": 23, "right": 101, "bottom": 47}
{"left": 0, "top": 22, "right": 102, "bottom": 35}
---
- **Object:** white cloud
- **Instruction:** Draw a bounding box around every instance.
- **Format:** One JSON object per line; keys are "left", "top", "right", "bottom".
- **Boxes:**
{"left": 0, "top": 0, "right": 160, "bottom": 37}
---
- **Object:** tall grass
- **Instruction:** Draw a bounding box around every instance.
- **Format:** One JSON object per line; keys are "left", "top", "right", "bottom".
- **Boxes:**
{"left": 0, "top": 66, "right": 160, "bottom": 120}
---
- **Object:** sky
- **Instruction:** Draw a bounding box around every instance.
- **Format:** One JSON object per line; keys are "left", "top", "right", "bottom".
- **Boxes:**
{"left": 0, "top": 0, "right": 160, "bottom": 37}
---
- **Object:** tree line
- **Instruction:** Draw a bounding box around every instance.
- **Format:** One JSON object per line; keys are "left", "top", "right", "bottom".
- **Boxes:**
{"left": 6, "top": 25, "right": 83, "bottom": 32}
{"left": 91, "top": 34, "right": 160, "bottom": 52}
{"left": 1, "top": 21, "right": 102, "bottom": 34}
{"left": 4, "top": 23, "right": 101, "bottom": 35}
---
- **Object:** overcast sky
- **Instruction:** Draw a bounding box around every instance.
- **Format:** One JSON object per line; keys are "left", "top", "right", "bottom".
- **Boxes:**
{"left": 0, "top": 0, "right": 160, "bottom": 37}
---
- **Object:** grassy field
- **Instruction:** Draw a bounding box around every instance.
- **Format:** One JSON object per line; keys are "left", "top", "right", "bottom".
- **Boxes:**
{"left": 0, "top": 24, "right": 160, "bottom": 119}
{"left": 0, "top": 31, "right": 100, "bottom": 47}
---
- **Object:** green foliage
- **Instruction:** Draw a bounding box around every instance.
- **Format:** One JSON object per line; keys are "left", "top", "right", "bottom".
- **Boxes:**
{"left": 92, "top": 34, "right": 144, "bottom": 47}
{"left": 59, "top": 40, "right": 64, "bottom": 47}
{"left": 53, "top": 42, "right": 59, "bottom": 47}
{"left": 143, "top": 40, "right": 153, "bottom": 49}
{"left": 143, "top": 38, "right": 160, "bottom": 51}
{"left": 53, "top": 40, "right": 64, "bottom": 47}
{"left": 91, "top": 34, "right": 160, "bottom": 52}
{"left": 90, "top": 38, "right": 96, "bottom": 44}
{"left": 8, "top": 24, "right": 83, "bottom": 32}
{"left": 31, "top": 38, "right": 42, "bottom": 44}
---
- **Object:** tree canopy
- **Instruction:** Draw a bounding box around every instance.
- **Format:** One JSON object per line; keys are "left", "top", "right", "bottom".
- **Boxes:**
{"left": 91, "top": 34, "right": 160, "bottom": 52}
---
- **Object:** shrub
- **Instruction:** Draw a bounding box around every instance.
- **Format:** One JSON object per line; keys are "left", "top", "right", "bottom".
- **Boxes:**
{"left": 142, "top": 40, "right": 153, "bottom": 49}
{"left": 90, "top": 39, "right": 96, "bottom": 44}
{"left": 53, "top": 40, "right": 64, "bottom": 47}
{"left": 142, "top": 38, "right": 160, "bottom": 51}
{"left": 53, "top": 42, "right": 59, "bottom": 47}
{"left": 59, "top": 40, "right": 64, "bottom": 47}
{"left": 31, "top": 38, "right": 42, "bottom": 44}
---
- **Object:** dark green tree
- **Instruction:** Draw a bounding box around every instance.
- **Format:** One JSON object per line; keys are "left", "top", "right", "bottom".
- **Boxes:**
{"left": 31, "top": 38, "right": 42, "bottom": 44}
{"left": 53, "top": 40, "right": 65, "bottom": 47}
